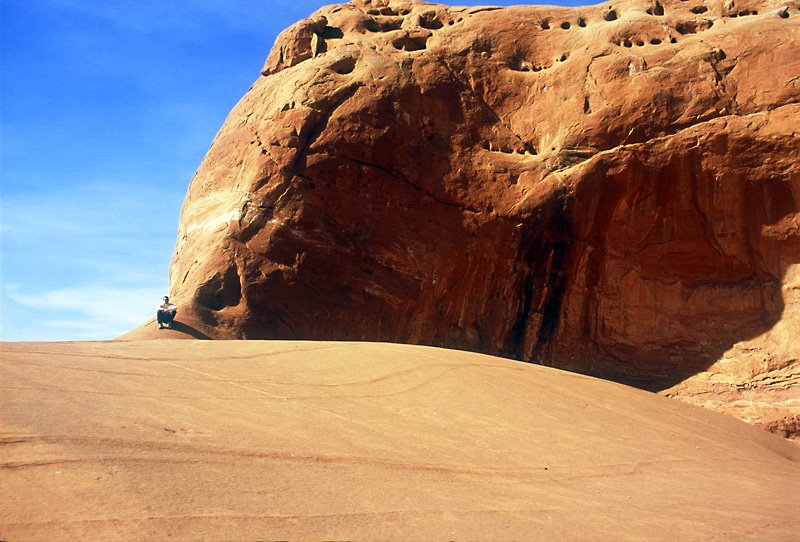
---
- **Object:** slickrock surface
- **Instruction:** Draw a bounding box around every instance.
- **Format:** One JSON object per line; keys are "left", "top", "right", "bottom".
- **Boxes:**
{"left": 2, "top": 340, "right": 799, "bottom": 541}
{"left": 126, "top": 0, "right": 800, "bottom": 435}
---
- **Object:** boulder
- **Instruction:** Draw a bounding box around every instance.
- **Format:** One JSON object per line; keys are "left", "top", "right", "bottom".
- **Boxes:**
{"left": 139, "top": 0, "right": 800, "bottom": 436}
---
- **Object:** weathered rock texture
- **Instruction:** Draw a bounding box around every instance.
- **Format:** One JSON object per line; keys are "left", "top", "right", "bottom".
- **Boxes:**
{"left": 154, "top": 0, "right": 800, "bottom": 434}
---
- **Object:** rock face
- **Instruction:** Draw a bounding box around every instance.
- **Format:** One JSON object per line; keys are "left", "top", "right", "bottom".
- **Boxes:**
{"left": 161, "top": 0, "right": 800, "bottom": 434}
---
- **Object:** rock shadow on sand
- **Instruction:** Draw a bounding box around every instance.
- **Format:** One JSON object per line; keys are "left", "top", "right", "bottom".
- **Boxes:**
{"left": 163, "top": 320, "right": 211, "bottom": 340}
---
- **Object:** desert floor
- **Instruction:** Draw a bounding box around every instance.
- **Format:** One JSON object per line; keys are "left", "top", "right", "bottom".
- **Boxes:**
{"left": 2, "top": 340, "right": 799, "bottom": 541}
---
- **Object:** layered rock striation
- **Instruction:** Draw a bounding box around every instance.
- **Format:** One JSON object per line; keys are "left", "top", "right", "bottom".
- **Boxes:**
{"left": 158, "top": 0, "right": 800, "bottom": 433}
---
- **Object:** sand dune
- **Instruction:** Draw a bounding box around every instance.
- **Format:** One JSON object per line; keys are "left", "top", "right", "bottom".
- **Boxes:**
{"left": 2, "top": 340, "right": 799, "bottom": 540}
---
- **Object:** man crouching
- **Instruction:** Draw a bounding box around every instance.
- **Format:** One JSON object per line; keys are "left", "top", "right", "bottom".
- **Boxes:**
{"left": 157, "top": 296, "right": 177, "bottom": 329}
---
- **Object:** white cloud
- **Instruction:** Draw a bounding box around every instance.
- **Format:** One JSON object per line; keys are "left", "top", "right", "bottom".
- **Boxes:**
{"left": 4, "top": 284, "right": 168, "bottom": 341}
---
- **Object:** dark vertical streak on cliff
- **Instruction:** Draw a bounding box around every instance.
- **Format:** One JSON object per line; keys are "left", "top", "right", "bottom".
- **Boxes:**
{"left": 504, "top": 190, "right": 574, "bottom": 363}
{"left": 531, "top": 234, "right": 572, "bottom": 364}
{"left": 504, "top": 232, "right": 538, "bottom": 358}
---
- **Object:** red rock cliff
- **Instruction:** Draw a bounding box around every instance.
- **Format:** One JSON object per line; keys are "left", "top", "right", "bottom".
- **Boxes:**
{"left": 145, "top": 0, "right": 800, "bottom": 434}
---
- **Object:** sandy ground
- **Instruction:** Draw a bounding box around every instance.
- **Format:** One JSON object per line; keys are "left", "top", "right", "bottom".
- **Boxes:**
{"left": 1, "top": 340, "right": 799, "bottom": 541}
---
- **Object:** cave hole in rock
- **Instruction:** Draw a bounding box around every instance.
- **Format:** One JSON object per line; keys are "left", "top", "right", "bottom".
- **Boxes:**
{"left": 419, "top": 11, "right": 444, "bottom": 29}
{"left": 364, "top": 17, "right": 404, "bottom": 32}
{"left": 541, "top": 20, "right": 551, "bottom": 29}
{"left": 623, "top": 39, "right": 633, "bottom": 46}
{"left": 559, "top": 53, "right": 568, "bottom": 61}
{"left": 393, "top": 34, "right": 430, "bottom": 51}
{"left": 650, "top": 37, "right": 662, "bottom": 44}
{"left": 646, "top": 2, "right": 666, "bottom": 15}
{"left": 330, "top": 57, "right": 357, "bottom": 74}
{"left": 670, "top": 36, "right": 678, "bottom": 42}
{"left": 578, "top": 17, "right": 587, "bottom": 26}
{"left": 778, "top": 8, "right": 790, "bottom": 17}
{"left": 196, "top": 265, "right": 242, "bottom": 312}
{"left": 368, "top": 6, "right": 401, "bottom": 16}
{"left": 322, "top": 26, "right": 344, "bottom": 39}
{"left": 691, "top": 5, "right": 709, "bottom": 14}
{"left": 512, "top": 59, "right": 536, "bottom": 72}
{"left": 561, "top": 21, "right": 571, "bottom": 29}
{"left": 605, "top": 9, "right": 618, "bottom": 21}
{"left": 635, "top": 39, "right": 645, "bottom": 46}
{"left": 675, "top": 19, "right": 712, "bottom": 33}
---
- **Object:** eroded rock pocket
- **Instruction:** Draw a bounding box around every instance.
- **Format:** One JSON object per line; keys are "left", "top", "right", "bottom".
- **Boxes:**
{"left": 196, "top": 265, "right": 242, "bottom": 311}
{"left": 330, "top": 57, "right": 357, "bottom": 75}
{"left": 419, "top": 11, "right": 444, "bottom": 29}
{"left": 646, "top": 1, "right": 666, "bottom": 15}
{"left": 675, "top": 19, "right": 713, "bottom": 34}
{"left": 363, "top": 17, "right": 403, "bottom": 33}
{"left": 367, "top": 6, "right": 408, "bottom": 16}
{"left": 392, "top": 34, "right": 430, "bottom": 51}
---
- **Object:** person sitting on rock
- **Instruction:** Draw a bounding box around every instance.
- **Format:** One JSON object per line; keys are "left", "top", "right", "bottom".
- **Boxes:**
{"left": 157, "top": 296, "right": 177, "bottom": 329}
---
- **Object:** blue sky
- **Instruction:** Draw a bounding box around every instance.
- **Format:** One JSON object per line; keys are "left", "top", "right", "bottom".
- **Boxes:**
{"left": 1, "top": 0, "right": 585, "bottom": 342}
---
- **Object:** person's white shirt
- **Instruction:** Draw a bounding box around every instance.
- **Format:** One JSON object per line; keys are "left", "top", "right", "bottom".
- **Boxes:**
{"left": 159, "top": 302, "right": 177, "bottom": 312}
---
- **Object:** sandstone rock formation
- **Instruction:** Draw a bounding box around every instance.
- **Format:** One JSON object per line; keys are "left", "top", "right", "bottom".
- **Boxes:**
{"left": 146, "top": 0, "right": 800, "bottom": 434}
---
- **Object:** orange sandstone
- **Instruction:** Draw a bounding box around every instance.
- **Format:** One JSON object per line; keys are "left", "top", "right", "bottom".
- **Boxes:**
{"left": 126, "top": 0, "right": 800, "bottom": 435}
